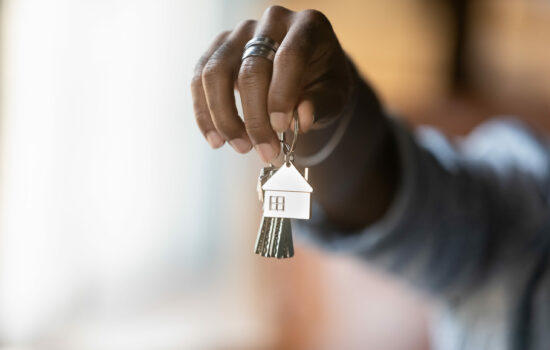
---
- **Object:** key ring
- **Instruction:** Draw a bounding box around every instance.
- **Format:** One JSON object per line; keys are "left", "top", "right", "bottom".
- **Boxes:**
{"left": 280, "top": 117, "right": 299, "bottom": 166}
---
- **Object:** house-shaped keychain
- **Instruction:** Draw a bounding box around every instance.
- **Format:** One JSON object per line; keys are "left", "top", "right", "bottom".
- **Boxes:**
{"left": 261, "top": 162, "right": 313, "bottom": 220}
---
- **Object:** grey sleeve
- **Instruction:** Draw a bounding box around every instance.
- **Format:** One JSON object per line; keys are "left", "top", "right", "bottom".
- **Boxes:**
{"left": 293, "top": 117, "right": 550, "bottom": 300}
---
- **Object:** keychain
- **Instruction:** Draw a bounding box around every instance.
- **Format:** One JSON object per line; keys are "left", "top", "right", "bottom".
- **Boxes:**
{"left": 254, "top": 118, "right": 313, "bottom": 259}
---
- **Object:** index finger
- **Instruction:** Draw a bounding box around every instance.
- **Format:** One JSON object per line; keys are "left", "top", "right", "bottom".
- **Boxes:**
{"left": 191, "top": 31, "right": 231, "bottom": 148}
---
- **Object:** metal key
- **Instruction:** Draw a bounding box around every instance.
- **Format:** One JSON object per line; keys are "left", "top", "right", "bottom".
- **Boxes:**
{"left": 255, "top": 215, "right": 294, "bottom": 258}
{"left": 254, "top": 166, "right": 294, "bottom": 258}
{"left": 253, "top": 118, "right": 311, "bottom": 259}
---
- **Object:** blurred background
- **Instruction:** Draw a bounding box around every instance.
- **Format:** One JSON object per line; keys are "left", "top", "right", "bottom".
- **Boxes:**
{"left": 0, "top": 0, "right": 549, "bottom": 349}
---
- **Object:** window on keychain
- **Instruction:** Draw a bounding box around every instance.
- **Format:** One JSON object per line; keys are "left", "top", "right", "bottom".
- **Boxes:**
{"left": 269, "top": 196, "right": 285, "bottom": 211}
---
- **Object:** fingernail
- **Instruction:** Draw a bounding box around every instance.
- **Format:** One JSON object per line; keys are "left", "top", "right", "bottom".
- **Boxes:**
{"left": 229, "top": 137, "right": 252, "bottom": 154}
{"left": 270, "top": 112, "right": 291, "bottom": 132}
{"left": 206, "top": 131, "right": 224, "bottom": 149}
{"left": 255, "top": 143, "right": 278, "bottom": 163}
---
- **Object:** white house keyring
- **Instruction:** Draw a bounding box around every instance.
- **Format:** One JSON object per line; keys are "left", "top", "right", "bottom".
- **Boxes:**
{"left": 254, "top": 118, "right": 313, "bottom": 259}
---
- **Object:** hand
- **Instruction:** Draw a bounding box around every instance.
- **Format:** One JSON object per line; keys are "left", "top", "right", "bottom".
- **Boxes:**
{"left": 191, "top": 6, "right": 358, "bottom": 162}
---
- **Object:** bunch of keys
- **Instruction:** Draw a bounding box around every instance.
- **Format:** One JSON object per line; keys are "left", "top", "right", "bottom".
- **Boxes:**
{"left": 254, "top": 118, "right": 313, "bottom": 259}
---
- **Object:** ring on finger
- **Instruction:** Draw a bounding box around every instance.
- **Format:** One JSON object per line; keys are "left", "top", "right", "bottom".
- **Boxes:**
{"left": 242, "top": 44, "right": 276, "bottom": 61}
{"left": 241, "top": 36, "right": 280, "bottom": 62}
{"left": 244, "top": 36, "right": 280, "bottom": 51}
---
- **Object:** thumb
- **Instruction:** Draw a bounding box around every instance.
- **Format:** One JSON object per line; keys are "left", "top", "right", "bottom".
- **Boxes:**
{"left": 297, "top": 79, "right": 350, "bottom": 133}
{"left": 296, "top": 100, "right": 315, "bottom": 133}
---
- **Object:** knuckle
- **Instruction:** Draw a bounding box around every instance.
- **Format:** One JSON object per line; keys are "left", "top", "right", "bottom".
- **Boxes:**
{"left": 237, "top": 61, "right": 263, "bottom": 88}
{"left": 275, "top": 46, "right": 305, "bottom": 63}
{"left": 209, "top": 41, "right": 235, "bottom": 61}
{"left": 235, "top": 19, "right": 257, "bottom": 31}
{"left": 194, "top": 110, "right": 211, "bottom": 123}
{"left": 269, "top": 89, "right": 292, "bottom": 109}
{"left": 264, "top": 5, "right": 290, "bottom": 19}
{"left": 300, "top": 19, "right": 321, "bottom": 40}
{"left": 190, "top": 73, "right": 203, "bottom": 90}
{"left": 202, "top": 61, "right": 227, "bottom": 85}
{"left": 213, "top": 30, "right": 231, "bottom": 44}
{"left": 301, "top": 9, "right": 329, "bottom": 26}
{"left": 215, "top": 118, "right": 240, "bottom": 137}
{"left": 193, "top": 30, "right": 230, "bottom": 79}
{"left": 245, "top": 117, "right": 269, "bottom": 136}
{"left": 297, "top": 10, "right": 333, "bottom": 47}
{"left": 193, "top": 54, "right": 209, "bottom": 79}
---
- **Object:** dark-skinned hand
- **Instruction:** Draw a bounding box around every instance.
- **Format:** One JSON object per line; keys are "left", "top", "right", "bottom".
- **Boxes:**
{"left": 191, "top": 5, "right": 358, "bottom": 162}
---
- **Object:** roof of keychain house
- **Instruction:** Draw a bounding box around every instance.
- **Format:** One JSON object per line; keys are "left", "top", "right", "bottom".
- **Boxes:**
{"left": 262, "top": 163, "right": 312, "bottom": 220}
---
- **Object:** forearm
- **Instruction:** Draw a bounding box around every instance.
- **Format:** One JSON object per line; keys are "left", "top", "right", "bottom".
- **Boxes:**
{"left": 295, "top": 71, "right": 399, "bottom": 230}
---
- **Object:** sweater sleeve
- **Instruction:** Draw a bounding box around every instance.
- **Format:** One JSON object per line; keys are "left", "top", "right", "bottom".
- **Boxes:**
{"left": 293, "top": 117, "right": 550, "bottom": 300}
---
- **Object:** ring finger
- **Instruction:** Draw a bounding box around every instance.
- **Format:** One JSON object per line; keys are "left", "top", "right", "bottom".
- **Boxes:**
{"left": 238, "top": 6, "right": 292, "bottom": 162}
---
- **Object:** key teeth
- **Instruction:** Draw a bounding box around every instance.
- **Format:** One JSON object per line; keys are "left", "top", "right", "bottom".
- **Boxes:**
{"left": 255, "top": 216, "right": 294, "bottom": 259}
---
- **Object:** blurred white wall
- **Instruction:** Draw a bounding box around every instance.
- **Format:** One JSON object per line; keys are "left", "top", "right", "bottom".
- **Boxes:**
{"left": 0, "top": 1, "right": 272, "bottom": 349}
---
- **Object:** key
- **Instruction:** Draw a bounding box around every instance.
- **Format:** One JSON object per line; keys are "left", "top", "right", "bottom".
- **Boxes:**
{"left": 255, "top": 216, "right": 294, "bottom": 258}
{"left": 253, "top": 118, "right": 312, "bottom": 259}
{"left": 256, "top": 166, "right": 293, "bottom": 258}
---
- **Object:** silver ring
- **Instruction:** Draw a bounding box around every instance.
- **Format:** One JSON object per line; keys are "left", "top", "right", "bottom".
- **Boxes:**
{"left": 244, "top": 36, "right": 280, "bottom": 52}
{"left": 241, "top": 44, "right": 276, "bottom": 62}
